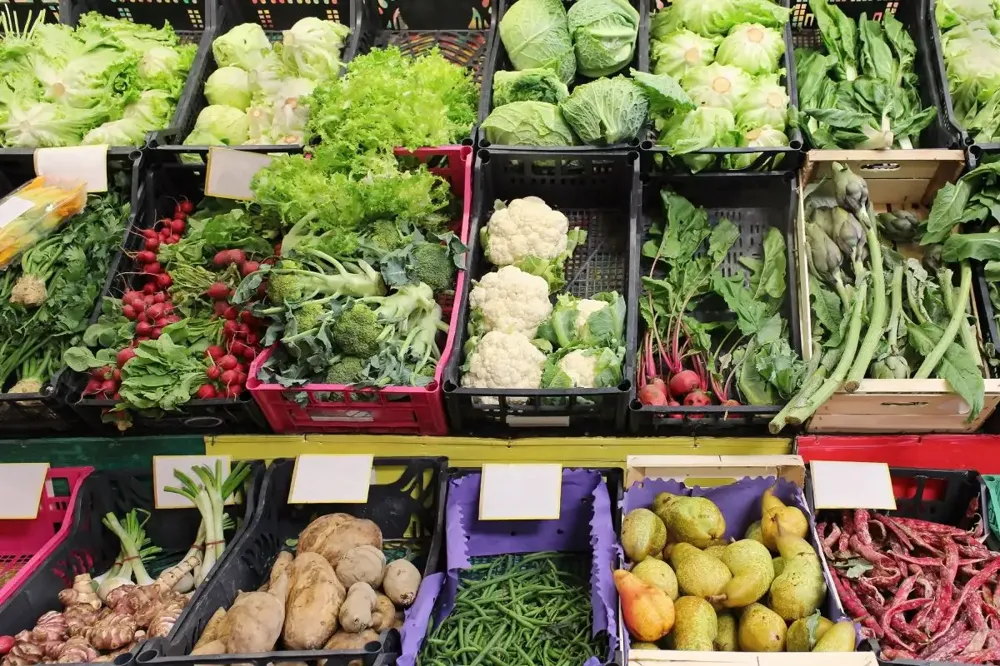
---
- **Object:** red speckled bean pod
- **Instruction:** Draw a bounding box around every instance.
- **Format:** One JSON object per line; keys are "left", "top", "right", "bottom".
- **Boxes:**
{"left": 961, "top": 646, "right": 1000, "bottom": 664}
{"left": 890, "top": 516, "right": 971, "bottom": 536}
{"left": 876, "top": 514, "right": 914, "bottom": 550}
{"left": 886, "top": 517, "right": 945, "bottom": 555}
{"left": 869, "top": 567, "right": 903, "bottom": 589}
{"left": 934, "top": 558, "right": 1000, "bottom": 637}
{"left": 920, "top": 622, "right": 965, "bottom": 658}
{"left": 962, "top": 628, "right": 990, "bottom": 656}
{"left": 881, "top": 648, "right": 918, "bottom": 661}
{"left": 855, "top": 509, "right": 874, "bottom": 546}
{"left": 830, "top": 567, "right": 883, "bottom": 638}
{"left": 824, "top": 522, "right": 841, "bottom": 549}
{"left": 881, "top": 576, "right": 918, "bottom": 649}
{"left": 924, "top": 630, "right": 976, "bottom": 661}
{"left": 892, "top": 552, "right": 939, "bottom": 567}
{"left": 966, "top": 592, "right": 988, "bottom": 631}
{"left": 850, "top": 534, "right": 893, "bottom": 567}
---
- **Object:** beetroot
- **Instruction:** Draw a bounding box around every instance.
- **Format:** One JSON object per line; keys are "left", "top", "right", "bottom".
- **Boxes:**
{"left": 638, "top": 383, "right": 668, "bottom": 406}
{"left": 669, "top": 370, "right": 700, "bottom": 398}
{"left": 683, "top": 390, "right": 711, "bottom": 406}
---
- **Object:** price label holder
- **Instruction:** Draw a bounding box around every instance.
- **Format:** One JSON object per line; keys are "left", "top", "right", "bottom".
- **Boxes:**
{"left": 289, "top": 454, "right": 374, "bottom": 504}
{"left": 0, "top": 195, "right": 36, "bottom": 232}
{"left": 479, "top": 464, "right": 562, "bottom": 521}
{"left": 204, "top": 148, "right": 273, "bottom": 201}
{"left": 0, "top": 463, "right": 49, "bottom": 519}
{"left": 810, "top": 460, "right": 897, "bottom": 511}
{"left": 34, "top": 145, "right": 108, "bottom": 193}
{"left": 153, "top": 455, "right": 232, "bottom": 509}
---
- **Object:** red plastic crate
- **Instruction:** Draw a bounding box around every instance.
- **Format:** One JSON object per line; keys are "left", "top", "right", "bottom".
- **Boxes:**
{"left": 248, "top": 145, "right": 473, "bottom": 435}
{"left": 0, "top": 466, "right": 92, "bottom": 605}
{"left": 798, "top": 434, "right": 1000, "bottom": 474}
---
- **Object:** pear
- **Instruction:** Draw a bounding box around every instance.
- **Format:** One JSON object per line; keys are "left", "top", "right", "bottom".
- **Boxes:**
{"left": 703, "top": 545, "right": 727, "bottom": 559}
{"left": 614, "top": 569, "right": 675, "bottom": 641}
{"left": 622, "top": 508, "right": 667, "bottom": 562}
{"left": 772, "top": 556, "right": 784, "bottom": 577}
{"left": 738, "top": 603, "right": 786, "bottom": 652}
{"left": 670, "top": 543, "right": 732, "bottom": 600}
{"left": 745, "top": 521, "right": 765, "bottom": 544}
{"left": 672, "top": 596, "right": 717, "bottom": 651}
{"left": 787, "top": 612, "right": 833, "bottom": 651}
{"left": 768, "top": 534, "right": 826, "bottom": 621}
{"left": 632, "top": 559, "right": 679, "bottom": 600}
{"left": 760, "top": 485, "right": 808, "bottom": 551}
{"left": 630, "top": 642, "right": 659, "bottom": 650}
{"left": 719, "top": 539, "right": 775, "bottom": 608}
{"left": 813, "top": 620, "right": 856, "bottom": 651}
{"left": 653, "top": 493, "right": 726, "bottom": 548}
{"left": 715, "top": 610, "right": 737, "bottom": 651}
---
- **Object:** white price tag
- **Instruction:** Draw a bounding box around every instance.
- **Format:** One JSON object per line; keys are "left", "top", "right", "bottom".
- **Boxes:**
{"left": 204, "top": 148, "right": 273, "bottom": 201}
{"left": 811, "top": 461, "right": 897, "bottom": 511}
{"left": 0, "top": 196, "right": 36, "bottom": 231}
{"left": 289, "top": 454, "right": 374, "bottom": 504}
{"left": 153, "top": 455, "right": 232, "bottom": 509}
{"left": 479, "top": 464, "right": 562, "bottom": 521}
{"left": 0, "top": 463, "right": 49, "bottom": 519}
{"left": 34, "top": 145, "right": 108, "bottom": 193}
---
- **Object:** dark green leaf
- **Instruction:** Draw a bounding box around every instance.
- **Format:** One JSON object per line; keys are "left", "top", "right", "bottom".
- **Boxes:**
{"left": 941, "top": 233, "right": 1000, "bottom": 263}
{"left": 923, "top": 181, "right": 973, "bottom": 244}
{"left": 858, "top": 19, "right": 897, "bottom": 83}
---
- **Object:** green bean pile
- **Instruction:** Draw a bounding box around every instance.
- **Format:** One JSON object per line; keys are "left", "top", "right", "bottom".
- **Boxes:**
{"left": 419, "top": 552, "right": 606, "bottom": 666}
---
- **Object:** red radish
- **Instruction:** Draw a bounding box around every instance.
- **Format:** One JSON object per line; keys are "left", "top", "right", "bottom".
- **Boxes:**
{"left": 170, "top": 218, "right": 185, "bottom": 233}
{"left": 132, "top": 299, "right": 146, "bottom": 313}
{"left": 228, "top": 249, "right": 247, "bottom": 265}
{"left": 669, "top": 370, "right": 701, "bottom": 398}
{"left": 206, "top": 366, "right": 221, "bottom": 380}
{"left": 157, "top": 273, "right": 173, "bottom": 289}
{"left": 122, "top": 305, "right": 137, "bottom": 320}
{"left": 151, "top": 327, "right": 162, "bottom": 338}
{"left": 683, "top": 390, "right": 711, "bottom": 407}
{"left": 179, "top": 200, "right": 194, "bottom": 214}
{"left": 240, "top": 311, "right": 255, "bottom": 324}
{"left": 236, "top": 371, "right": 248, "bottom": 386}
{"left": 206, "top": 346, "right": 225, "bottom": 361}
{"left": 638, "top": 384, "right": 668, "bottom": 406}
{"left": 213, "top": 301, "right": 229, "bottom": 317}
{"left": 84, "top": 379, "right": 102, "bottom": 395}
{"left": 223, "top": 384, "right": 241, "bottom": 398}
{"left": 112, "top": 369, "right": 121, "bottom": 382}
{"left": 117, "top": 348, "right": 136, "bottom": 367}
{"left": 223, "top": 306, "right": 239, "bottom": 320}
{"left": 223, "top": 320, "right": 239, "bottom": 336}
{"left": 219, "top": 355, "right": 238, "bottom": 371}
{"left": 123, "top": 290, "right": 142, "bottom": 304}
{"left": 159, "top": 227, "right": 172, "bottom": 240}
{"left": 153, "top": 292, "right": 166, "bottom": 304}
{"left": 143, "top": 282, "right": 157, "bottom": 295}
{"left": 207, "top": 282, "right": 230, "bottom": 300}
{"left": 169, "top": 234, "right": 182, "bottom": 244}
{"left": 230, "top": 341, "right": 249, "bottom": 357}
{"left": 245, "top": 333, "right": 259, "bottom": 347}
{"left": 141, "top": 228, "right": 157, "bottom": 240}
{"left": 146, "top": 304, "right": 165, "bottom": 320}
{"left": 90, "top": 367, "right": 104, "bottom": 380}
{"left": 143, "top": 294, "right": 157, "bottom": 305}
{"left": 143, "top": 262, "right": 162, "bottom": 275}
{"left": 145, "top": 237, "right": 160, "bottom": 252}
{"left": 220, "top": 369, "right": 238, "bottom": 386}
{"left": 213, "top": 250, "right": 232, "bottom": 267}
{"left": 0, "top": 637, "right": 13, "bottom": 656}
{"left": 165, "top": 315, "right": 182, "bottom": 325}
{"left": 154, "top": 317, "right": 168, "bottom": 328}
{"left": 100, "top": 379, "right": 117, "bottom": 394}
{"left": 666, "top": 400, "right": 683, "bottom": 419}
{"left": 241, "top": 261, "right": 260, "bottom": 276}
{"left": 112, "top": 391, "right": 121, "bottom": 400}
{"left": 135, "top": 321, "right": 152, "bottom": 336}
{"left": 195, "top": 384, "right": 217, "bottom": 399}
{"left": 242, "top": 346, "right": 255, "bottom": 361}
{"left": 136, "top": 250, "right": 156, "bottom": 264}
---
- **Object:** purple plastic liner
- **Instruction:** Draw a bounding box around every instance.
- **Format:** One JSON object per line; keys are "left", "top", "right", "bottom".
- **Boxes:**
{"left": 620, "top": 476, "right": 851, "bottom": 654}
{"left": 398, "top": 468, "right": 618, "bottom": 666}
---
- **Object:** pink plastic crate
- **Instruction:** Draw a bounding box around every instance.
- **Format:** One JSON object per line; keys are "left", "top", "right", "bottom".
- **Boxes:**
{"left": 248, "top": 145, "right": 473, "bottom": 435}
{"left": 0, "top": 466, "right": 92, "bottom": 605}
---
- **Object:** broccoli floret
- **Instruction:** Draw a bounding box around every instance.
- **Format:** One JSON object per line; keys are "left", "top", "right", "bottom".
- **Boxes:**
{"left": 292, "top": 301, "right": 327, "bottom": 334}
{"left": 330, "top": 283, "right": 437, "bottom": 357}
{"left": 367, "top": 219, "right": 408, "bottom": 252}
{"left": 331, "top": 302, "right": 383, "bottom": 357}
{"left": 265, "top": 255, "right": 385, "bottom": 305}
{"left": 412, "top": 242, "right": 455, "bottom": 292}
{"left": 325, "top": 356, "right": 366, "bottom": 385}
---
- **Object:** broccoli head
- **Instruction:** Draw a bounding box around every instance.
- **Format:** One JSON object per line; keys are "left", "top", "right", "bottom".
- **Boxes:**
{"left": 330, "top": 283, "right": 438, "bottom": 357}
{"left": 325, "top": 356, "right": 366, "bottom": 385}
{"left": 265, "top": 256, "right": 385, "bottom": 306}
{"left": 412, "top": 242, "right": 455, "bottom": 293}
{"left": 331, "top": 302, "right": 383, "bottom": 358}
{"left": 291, "top": 301, "right": 327, "bottom": 334}
{"left": 366, "top": 219, "right": 408, "bottom": 252}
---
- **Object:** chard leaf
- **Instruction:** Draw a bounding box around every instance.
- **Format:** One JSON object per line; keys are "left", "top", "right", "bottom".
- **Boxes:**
{"left": 941, "top": 233, "right": 1000, "bottom": 263}
{"left": 924, "top": 181, "right": 973, "bottom": 244}
{"left": 907, "top": 322, "right": 984, "bottom": 419}
{"left": 858, "top": 19, "right": 896, "bottom": 84}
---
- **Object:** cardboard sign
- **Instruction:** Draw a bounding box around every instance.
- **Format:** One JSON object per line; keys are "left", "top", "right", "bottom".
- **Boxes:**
{"left": 35, "top": 145, "right": 108, "bottom": 193}
{"left": 153, "top": 455, "right": 232, "bottom": 509}
{"left": 0, "top": 463, "right": 49, "bottom": 519}
{"left": 810, "top": 460, "right": 897, "bottom": 511}
{"left": 479, "top": 464, "right": 562, "bottom": 520}
{"left": 204, "top": 148, "right": 272, "bottom": 201}
{"left": 289, "top": 454, "right": 374, "bottom": 504}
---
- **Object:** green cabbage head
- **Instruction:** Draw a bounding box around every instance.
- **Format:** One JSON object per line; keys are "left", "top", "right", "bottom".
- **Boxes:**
{"left": 281, "top": 17, "right": 351, "bottom": 80}
{"left": 213, "top": 23, "right": 271, "bottom": 71}
{"left": 559, "top": 76, "right": 647, "bottom": 144}
{"left": 651, "top": 29, "right": 721, "bottom": 79}
{"left": 205, "top": 66, "right": 252, "bottom": 110}
{"left": 482, "top": 100, "right": 578, "bottom": 146}
{"left": 657, "top": 0, "right": 790, "bottom": 36}
{"left": 566, "top": 0, "right": 640, "bottom": 78}
{"left": 682, "top": 62, "right": 753, "bottom": 110}
{"left": 715, "top": 23, "right": 785, "bottom": 75}
{"left": 188, "top": 104, "right": 250, "bottom": 145}
{"left": 493, "top": 68, "right": 570, "bottom": 107}
{"left": 499, "top": 0, "right": 576, "bottom": 84}
{"left": 727, "top": 125, "right": 788, "bottom": 169}
{"left": 734, "top": 75, "right": 788, "bottom": 130}
{"left": 660, "top": 106, "right": 737, "bottom": 172}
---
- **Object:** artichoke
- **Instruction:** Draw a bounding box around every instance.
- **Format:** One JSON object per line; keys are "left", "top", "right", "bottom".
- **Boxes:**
{"left": 810, "top": 207, "right": 835, "bottom": 236}
{"left": 832, "top": 163, "right": 871, "bottom": 223}
{"left": 877, "top": 210, "right": 921, "bottom": 242}
{"left": 805, "top": 223, "right": 844, "bottom": 284}
{"left": 872, "top": 354, "right": 910, "bottom": 379}
{"left": 831, "top": 207, "right": 866, "bottom": 261}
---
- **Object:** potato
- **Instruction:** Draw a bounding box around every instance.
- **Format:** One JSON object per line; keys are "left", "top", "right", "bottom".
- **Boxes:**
{"left": 336, "top": 546, "right": 386, "bottom": 589}
{"left": 190, "top": 639, "right": 226, "bottom": 655}
{"left": 382, "top": 559, "right": 421, "bottom": 608}
{"left": 193, "top": 608, "right": 227, "bottom": 650}
{"left": 321, "top": 630, "right": 379, "bottom": 666}
{"left": 220, "top": 591, "right": 284, "bottom": 653}
{"left": 339, "top": 582, "right": 377, "bottom": 633}
{"left": 315, "top": 519, "right": 383, "bottom": 569}
{"left": 282, "top": 553, "right": 346, "bottom": 649}
{"left": 370, "top": 594, "right": 395, "bottom": 632}
{"left": 298, "top": 514, "right": 356, "bottom": 556}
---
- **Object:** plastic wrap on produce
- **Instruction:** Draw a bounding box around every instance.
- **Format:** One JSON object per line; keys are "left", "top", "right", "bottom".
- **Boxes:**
{"left": 619, "top": 476, "right": 852, "bottom": 652}
{"left": 398, "top": 468, "right": 618, "bottom": 666}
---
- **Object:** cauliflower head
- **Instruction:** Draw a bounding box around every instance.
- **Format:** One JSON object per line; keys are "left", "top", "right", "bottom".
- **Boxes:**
{"left": 575, "top": 298, "right": 608, "bottom": 331}
{"left": 541, "top": 347, "right": 624, "bottom": 388}
{"left": 484, "top": 196, "right": 569, "bottom": 266}
{"left": 559, "top": 349, "right": 599, "bottom": 387}
{"left": 462, "top": 331, "right": 546, "bottom": 390}
{"left": 469, "top": 265, "right": 553, "bottom": 337}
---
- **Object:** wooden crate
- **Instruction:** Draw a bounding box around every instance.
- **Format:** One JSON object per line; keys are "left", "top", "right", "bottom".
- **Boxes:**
{"left": 622, "top": 456, "right": 875, "bottom": 666}
{"left": 797, "top": 150, "right": 1000, "bottom": 433}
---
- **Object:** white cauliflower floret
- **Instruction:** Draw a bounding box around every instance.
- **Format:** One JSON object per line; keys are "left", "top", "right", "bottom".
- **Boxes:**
{"left": 469, "top": 265, "right": 553, "bottom": 337}
{"left": 485, "top": 196, "right": 569, "bottom": 266}
{"left": 559, "top": 349, "right": 598, "bottom": 387}
{"left": 575, "top": 298, "right": 608, "bottom": 331}
{"left": 462, "top": 331, "right": 546, "bottom": 390}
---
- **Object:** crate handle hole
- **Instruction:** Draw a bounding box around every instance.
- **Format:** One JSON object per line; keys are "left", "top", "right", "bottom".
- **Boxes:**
{"left": 860, "top": 162, "right": 902, "bottom": 172}
{"left": 879, "top": 401, "right": 929, "bottom": 407}
{"left": 136, "top": 649, "right": 158, "bottom": 663}
{"left": 183, "top": 416, "right": 225, "bottom": 428}
{"left": 363, "top": 640, "right": 380, "bottom": 653}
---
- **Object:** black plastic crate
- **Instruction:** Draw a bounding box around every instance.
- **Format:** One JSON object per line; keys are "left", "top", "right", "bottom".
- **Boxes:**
{"left": 629, "top": 170, "right": 802, "bottom": 433}
{"left": 478, "top": 0, "right": 647, "bottom": 153}
{"left": 0, "top": 463, "right": 265, "bottom": 666}
{"left": 136, "top": 456, "right": 447, "bottom": 666}
{"left": 150, "top": 0, "right": 353, "bottom": 156}
{"left": 0, "top": 0, "right": 61, "bottom": 36}
{"left": 443, "top": 149, "right": 639, "bottom": 436}
{"left": 66, "top": 161, "right": 269, "bottom": 435}
{"left": 638, "top": 0, "right": 802, "bottom": 172}
{"left": 805, "top": 467, "right": 990, "bottom": 665}
{"left": 0, "top": 155, "right": 143, "bottom": 437}
{"left": 791, "top": 0, "right": 962, "bottom": 151}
